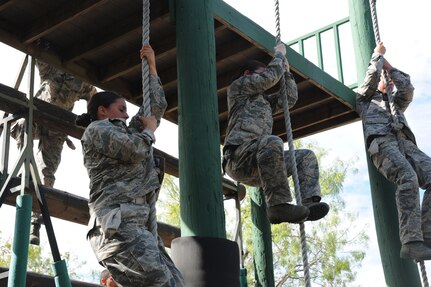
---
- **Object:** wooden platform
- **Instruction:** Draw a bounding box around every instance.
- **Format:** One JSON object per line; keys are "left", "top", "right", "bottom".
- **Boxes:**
{"left": 0, "top": 0, "right": 358, "bottom": 142}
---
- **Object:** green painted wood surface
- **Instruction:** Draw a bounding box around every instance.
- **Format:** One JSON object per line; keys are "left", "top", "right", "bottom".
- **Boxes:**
{"left": 8, "top": 195, "right": 32, "bottom": 287}
{"left": 251, "top": 187, "right": 275, "bottom": 287}
{"left": 176, "top": 0, "right": 226, "bottom": 238}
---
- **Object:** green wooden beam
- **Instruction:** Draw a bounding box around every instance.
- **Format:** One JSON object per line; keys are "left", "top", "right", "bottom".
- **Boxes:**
{"left": 176, "top": 0, "right": 226, "bottom": 238}
{"left": 213, "top": 1, "right": 356, "bottom": 109}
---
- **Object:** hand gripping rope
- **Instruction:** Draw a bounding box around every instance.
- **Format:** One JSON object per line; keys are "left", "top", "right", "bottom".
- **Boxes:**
{"left": 142, "top": 0, "right": 158, "bottom": 239}
{"left": 274, "top": 1, "right": 311, "bottom": 286}
{"left": 369, "top": 0, "right": 428, "bottom": 286}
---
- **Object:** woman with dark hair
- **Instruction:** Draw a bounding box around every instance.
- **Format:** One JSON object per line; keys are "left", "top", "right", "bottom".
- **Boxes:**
{"left": 77, "top": 45, "right": 185, "bottom": 287}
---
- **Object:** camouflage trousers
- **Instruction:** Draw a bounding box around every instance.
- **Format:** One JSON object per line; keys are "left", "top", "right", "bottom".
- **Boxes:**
{"left": 89, "top": 204, "right": 185, "bottom": 287}
{"left": 11, "top": 119, "right": 66, "bottom": 226}
{"left": 224, "top": 135, "right": 321, "bottom": 207}
{"left": 369, "top": 133, "right": 431, "bottom": 244}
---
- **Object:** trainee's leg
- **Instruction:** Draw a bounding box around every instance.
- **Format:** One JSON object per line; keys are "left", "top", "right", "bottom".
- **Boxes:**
{"left": 371, "top": 138, "right": 422, "bottom": 244}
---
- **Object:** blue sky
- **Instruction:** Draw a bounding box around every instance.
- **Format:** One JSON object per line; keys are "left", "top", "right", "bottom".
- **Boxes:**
{"left": 1, "top": 0, "right": 431, "bottom": 285}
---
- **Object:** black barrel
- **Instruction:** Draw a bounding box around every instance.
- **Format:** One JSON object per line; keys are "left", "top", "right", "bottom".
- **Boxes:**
{"left": 171, "top": 236, "right": 240, "bottom": 287}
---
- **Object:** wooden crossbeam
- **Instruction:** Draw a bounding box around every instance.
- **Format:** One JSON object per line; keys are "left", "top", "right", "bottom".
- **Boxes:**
{"left": 1, "top": 176, "right": 180, "bottom": 248}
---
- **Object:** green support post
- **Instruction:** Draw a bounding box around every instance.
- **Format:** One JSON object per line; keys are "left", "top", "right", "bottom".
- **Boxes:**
{"left": 171, "top": 2, "right": 242, "bottom": 285}
{"left": 348, "top": 0, "right": 421, "bottom": 285}
{"left": 239, "top": 268, "right": 248, "bottom": 287}
{"left": 175, "top": 0, "right": 225, "bottom": 238}
{"left": 250, "top": 187, "right": 274, "bottom": 287}
{"left": 8, "top": 195, "right": 32, "bottom": 287}
{"left": 51, "top": 260, "right": 71, "bottom": 287}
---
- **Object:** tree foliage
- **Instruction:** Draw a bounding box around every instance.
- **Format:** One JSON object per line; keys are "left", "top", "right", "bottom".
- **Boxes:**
{"left": 158, "top": 140, "right": 369, "bottom": 286}
{"left": 0, "top": 231, "right": 83, "bottom": 280}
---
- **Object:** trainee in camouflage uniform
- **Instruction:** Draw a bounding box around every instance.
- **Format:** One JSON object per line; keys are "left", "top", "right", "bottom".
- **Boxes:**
{"left": 356, "top": 42, "right": 431, "bottom": 261}
{"left": 223, "top": 43, "right": 329, "bottom": 224}
{"left": 79, "top": 45, "right": 185, "bottom": 287}
{"left": 10, "top": 60, "right": 97, "bottom": 245}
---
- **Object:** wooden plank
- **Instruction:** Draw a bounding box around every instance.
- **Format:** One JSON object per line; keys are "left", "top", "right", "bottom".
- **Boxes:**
{"left": 1, "top": 177, "right": 180, "bottom": 248}
{"left": 22, "top": 0, "right": 110, "bottom": 44}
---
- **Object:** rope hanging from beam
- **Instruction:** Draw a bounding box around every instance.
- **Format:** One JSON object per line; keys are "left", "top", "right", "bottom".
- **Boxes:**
{"left": 369, "top": 1, "right": 428, "bottom": 286}
{"left": 142, "top": 0, "right": 158, "bottom": 239}
{"left": 273, "top": 1, "right": 311, "bottom": 286}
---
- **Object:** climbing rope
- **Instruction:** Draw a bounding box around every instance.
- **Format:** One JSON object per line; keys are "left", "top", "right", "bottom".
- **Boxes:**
{"left": 368, "top": 0, "right": 402, "bottom": 132}
{"left": 369, "top": 1, "right": 428, "bottom": 286}
{"left": 142, "top": 0, "right": 158, "bottom": 239}
{"left": 274, "top": 1, "right": 311, "bottom": 286}
{"left": 420, "top": 261, "right": 430, "bottom": 287}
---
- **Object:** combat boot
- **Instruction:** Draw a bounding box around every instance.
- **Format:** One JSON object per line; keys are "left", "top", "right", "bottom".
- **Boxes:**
{"left": 302, "top": 198, "right": 330, "bottom": 221}
{"left": 29, "top": 222, "right": 41, "bottom": 246}
{"left": 267, "top": 203, "right": 310, "bottom": 224}
{"left": 400, "top": 241, "right": 431, "bottom": 261}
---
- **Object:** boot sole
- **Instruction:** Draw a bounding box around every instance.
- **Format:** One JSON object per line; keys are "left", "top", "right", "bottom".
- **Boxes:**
{"left": 268, "top": 210, "right": 310, "bottom": 224}
{"left": 306, "top": 202, "right": 330, "bottom": 221}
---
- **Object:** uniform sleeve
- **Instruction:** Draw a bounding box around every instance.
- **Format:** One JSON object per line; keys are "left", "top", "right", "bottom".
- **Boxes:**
{"left": 79, "top": 83, "right": 98, "bottom": 101}
{"left": 390, "top": 68, "right": 414, "bottom": 112}
{"left": 149, "top": 74, "right": 167, "bottom": 122}
{"left": 36, "top": 60, "right": 56, "bottom": 81}
{"left": 233, "top": 52, "right": 286, "bottom": 95}
{"left": 82, "top": 120, "right": 154, "bottom": 163}
{"left": 266, "top": 73, "right": 298, "bottom": 112}
{"left": 129, "top": 74, "right": 167, "bottom": 130}
{"left": 356, "top": 53, "right": 383, "bottom": 103}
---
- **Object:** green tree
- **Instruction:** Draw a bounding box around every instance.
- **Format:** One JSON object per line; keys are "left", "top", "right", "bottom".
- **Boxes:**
{"left": 157, "top": 140, "right": 369, "bottom": 286}
{"left": 0, "top": 231, "right": 83, "bottom": 280}
{"left": 159, "top": 174, "right": 181, "bottom": 227}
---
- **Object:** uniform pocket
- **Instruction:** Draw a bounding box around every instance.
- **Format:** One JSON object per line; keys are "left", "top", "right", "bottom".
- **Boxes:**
{"left": 100, "top": 207, "right": 122, "bottom": 238}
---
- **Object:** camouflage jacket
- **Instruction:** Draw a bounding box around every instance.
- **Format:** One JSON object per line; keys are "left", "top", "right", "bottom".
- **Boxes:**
{"left": 356, "top": 53, "right": 415, "bottom": 146}
{"left": 82, "top": 75, "right": 166, "bottom": 257}
{"left": 36, "top": 60, "right": 97, "bottom": 111}
{"left": 223, "top": 52, "right": 298, "bottom": 147}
